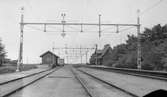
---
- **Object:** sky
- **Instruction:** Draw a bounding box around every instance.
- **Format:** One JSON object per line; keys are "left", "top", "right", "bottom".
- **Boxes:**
{"left": 0, "top": 0, "right": 167, "bottom": 63}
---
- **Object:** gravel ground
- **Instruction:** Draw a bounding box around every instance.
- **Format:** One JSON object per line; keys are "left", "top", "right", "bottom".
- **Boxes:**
{"left": 79, "top": 67, "right": 167, "bottom": 97}
{"left": 75, "top": 69, "right": 133, "bottom": 97}
{"left": 0, "top": 64, "right": 37, "bottom": 74}
{"left": 0, "top": 69, "right": 55, "bottom": 97}
{"left": 0, "top": 68, "right": 49, "bottom": 83}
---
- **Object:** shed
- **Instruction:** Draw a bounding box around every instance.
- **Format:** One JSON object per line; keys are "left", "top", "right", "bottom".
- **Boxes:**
{"left": 40, "top": 51, "right": 59, "bottom": 67}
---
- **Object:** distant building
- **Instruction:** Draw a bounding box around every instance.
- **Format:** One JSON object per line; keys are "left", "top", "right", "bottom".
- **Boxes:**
{"left": 11, "top": 60, "right": 18, "bottom": 64}
{"left": 4, "top": 58, "right": 11, "bottom": 63}
{"left": 40, "top": 51, "right": 59, "bottom": 67}
{"left": 58, "top": 58, "right": 65, "bottom": 66}
{"left": 95, "top": 50, "right": 103, "bottom": 65}
{"left": 99, "top": 44, "right": 113, "bottom": 66}
{"left": 90, "top": 44, "right": 112, "bottom": 65}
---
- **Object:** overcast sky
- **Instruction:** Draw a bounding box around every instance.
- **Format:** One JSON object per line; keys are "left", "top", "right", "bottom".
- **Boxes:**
{"left": 0, "top": 0, "right": 167, "bottom": 63}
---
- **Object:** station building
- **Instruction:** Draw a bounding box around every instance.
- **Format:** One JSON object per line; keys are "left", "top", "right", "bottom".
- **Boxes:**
{"left": 99, "top": 44, "right": 113, "bottom": 66}
{"left": 90, "top": 44, "right": 112, "bottom": 66}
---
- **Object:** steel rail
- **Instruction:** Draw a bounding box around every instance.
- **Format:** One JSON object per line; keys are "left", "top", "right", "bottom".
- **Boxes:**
{"left": 71, "top": 68, "right": 94, "bottom": 97}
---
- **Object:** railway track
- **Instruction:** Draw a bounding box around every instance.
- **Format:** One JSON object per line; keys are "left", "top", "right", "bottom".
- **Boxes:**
{"left": 0, "top": 67, "right": 61, "bottom": 97}
{"left": 71, "top": 68, "right": 139, "bottom": 97}
{"left": 77, "top": 65, "right": 167, "bottom": 81}
{"left": 75, "top": 66, "right": 167, "bottom": 97}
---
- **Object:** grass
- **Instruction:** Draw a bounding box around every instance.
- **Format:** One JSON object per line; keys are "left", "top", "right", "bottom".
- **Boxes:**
{"left": 0, "top": 63, "right": 38, "bottom": 74}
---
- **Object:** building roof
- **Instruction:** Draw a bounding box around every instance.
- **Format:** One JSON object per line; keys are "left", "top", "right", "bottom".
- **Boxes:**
{"left": 100, "top": 45, "right": 111, "bottom": 58}
{"left": 95, "top": 44, "right": 111, "bottom": 59}
{"left": 40, "top": 51, "right": 59, "bottom": 58}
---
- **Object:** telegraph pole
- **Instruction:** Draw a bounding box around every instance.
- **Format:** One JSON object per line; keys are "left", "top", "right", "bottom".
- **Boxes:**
{"left": 65, "top": 44, "right": 68, "bottom": 64}
{"left": 52, "top": 42, "right": 55, "bottom": 68}
{"left": 137, "top": 9, "right": 142, "bottom": 70}
{"left": 16, "top": 7, "right": 24, "bottom": 72}
{"left": 85, "top": 50, "right": 88, "bottom": 64}
{"left": 95, "top": 44, "right": 98, "bottom": 65}
{"left": 80, "top": 46, "right": 82, "bottom": 64}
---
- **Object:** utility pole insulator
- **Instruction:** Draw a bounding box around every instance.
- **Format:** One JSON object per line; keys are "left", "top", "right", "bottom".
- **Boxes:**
{"left": 99, "top": 14, "right": 101, "bottom": 38}
{"left": 80, "top": 24, "right": 83, "bottom": 32}
{"left": 61, "top": 13, "right": 66, "bottom": 37}
{"left": 116, "top": 25, "right": 119, "bottom": 33}
{"left": 44, "top": 24, "right": 46, "bottom": 32}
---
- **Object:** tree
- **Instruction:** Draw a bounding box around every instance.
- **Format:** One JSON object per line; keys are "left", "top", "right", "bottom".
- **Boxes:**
{"left": 140, "top": 24, "right": 167, "bottom": 70}
{"left": 0, "top": 38, "right": 6, "bottom": 66}
{"left": 111, "top": 35, "right": 138, "bottom": 68}
{"left": 89, "top": 24, "right": 167, "bottom": 71}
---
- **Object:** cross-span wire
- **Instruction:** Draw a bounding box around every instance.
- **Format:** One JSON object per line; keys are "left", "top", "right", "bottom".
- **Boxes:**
{"left": 140, "top": 0, "right": 164, "bottom": 15}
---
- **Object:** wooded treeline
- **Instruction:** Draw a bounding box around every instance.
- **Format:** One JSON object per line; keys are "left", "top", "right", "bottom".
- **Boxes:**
{"left": 90, "top": 24, "right": 167, "bottom": 71}
{"left": 0, "top": 38, "right": 6, "bottom": 66}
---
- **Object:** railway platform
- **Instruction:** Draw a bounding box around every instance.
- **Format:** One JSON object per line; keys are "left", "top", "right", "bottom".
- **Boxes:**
{"left": 78, "top": 67, "right": 167, "bottom": 97}
{"left": 0, "top": 67, "right": 50, "bottom": 84}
